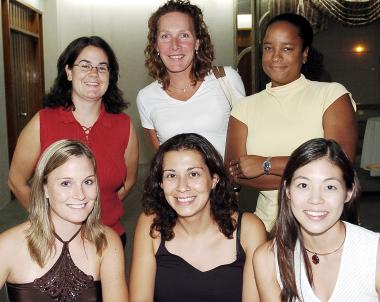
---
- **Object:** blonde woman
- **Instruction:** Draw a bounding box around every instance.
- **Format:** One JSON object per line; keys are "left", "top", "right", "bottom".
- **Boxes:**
{"left": 0, "top": 140, "right": 128, "bottom": 301}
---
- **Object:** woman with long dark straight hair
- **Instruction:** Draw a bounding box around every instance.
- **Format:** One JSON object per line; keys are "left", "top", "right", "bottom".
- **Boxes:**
{"left": 253, "top": 138, "right": 379, "bottom": 302}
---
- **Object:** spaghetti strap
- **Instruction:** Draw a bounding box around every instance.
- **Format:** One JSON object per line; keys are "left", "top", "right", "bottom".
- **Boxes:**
{"left": 236, "top": 212, "right": 243, "bottom": 255}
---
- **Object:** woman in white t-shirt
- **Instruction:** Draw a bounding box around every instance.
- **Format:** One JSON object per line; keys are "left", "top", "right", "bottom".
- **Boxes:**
{"left": 253, "top": 138, "right": 379, "bottom": 302}
{"left": 137, "top": 0, "right": 245, "bottom": 157}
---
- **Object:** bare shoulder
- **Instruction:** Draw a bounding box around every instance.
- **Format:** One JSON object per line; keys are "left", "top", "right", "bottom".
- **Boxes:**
{"left": 240, "top": 212, "right": 267, "bottom": 251}
{"left": 0, "top": 222, "right": 29, "bottom": 254}
{"left": 136, "top": 212, "right": 157, "bottom": 234}
{"left": 253, "top": 241, "right": 274, "bottom": 262}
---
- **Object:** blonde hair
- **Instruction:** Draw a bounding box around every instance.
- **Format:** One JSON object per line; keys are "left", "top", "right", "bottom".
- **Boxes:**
{"left": 27, "top": 139, "right": 107, "bottom": 267}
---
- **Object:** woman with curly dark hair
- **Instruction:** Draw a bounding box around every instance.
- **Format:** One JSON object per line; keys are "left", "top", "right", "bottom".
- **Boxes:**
{"left": 8, "top": 36, "right": 138, "bottom": 246}
{"left": 130, "top": 133, "right": 266, "bottom": 302}
{"left": 137, "top": 0, "right": 245, "bottom": 157}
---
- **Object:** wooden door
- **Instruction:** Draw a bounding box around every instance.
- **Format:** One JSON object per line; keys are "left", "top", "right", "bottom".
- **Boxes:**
{"left": 1, "top": 0, "right": 44, "bottom": 161}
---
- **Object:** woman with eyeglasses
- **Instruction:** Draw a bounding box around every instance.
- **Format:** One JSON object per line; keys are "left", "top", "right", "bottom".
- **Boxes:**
{"left": 8, "top": 36, "right": 138, "bottom": 247}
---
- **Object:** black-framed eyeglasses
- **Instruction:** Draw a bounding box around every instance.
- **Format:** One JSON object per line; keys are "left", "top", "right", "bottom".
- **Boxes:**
{"left": 73, "top": 61, "right": 110, "bottom": 74}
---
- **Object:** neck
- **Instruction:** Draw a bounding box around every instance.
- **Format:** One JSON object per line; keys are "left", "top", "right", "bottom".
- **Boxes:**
{"left": 168, "top": 69, "right": 193, "bottom": 89}
{"left": 72, "top": 100, "right": 101, "bottom": 127}
{"left": 176, "top": 211, "right": 216, "bottom": 237}
{"left": 302, "top": 220, "right": 345, "bottom": 253}
{"left": 52, "top": 220, "right": 83, "bottom": 242}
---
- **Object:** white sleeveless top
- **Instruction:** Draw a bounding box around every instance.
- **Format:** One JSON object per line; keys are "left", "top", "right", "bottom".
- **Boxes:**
{"left": 275, "top": 222, "right": 379, "bottom": 301}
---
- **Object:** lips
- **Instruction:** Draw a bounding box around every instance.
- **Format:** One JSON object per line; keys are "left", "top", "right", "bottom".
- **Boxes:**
{"left": 67, "top": 203, "right": 87, "bottom": 209}
{"left": 304, "top": 210, "right": 328, "bottom": 219}
{"left": 176, "top": 196, "right": 195, "bottom": 204}
{"left": 168, "top": 55, "right": 185, "bottom": 60}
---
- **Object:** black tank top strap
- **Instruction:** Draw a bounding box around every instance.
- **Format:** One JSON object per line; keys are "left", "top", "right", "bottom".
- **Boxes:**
{"left": 236, "top": 212, "right": 243, "bottom": 255}
{"left": 53, "top": 226, "right": 82, "bottom": 244}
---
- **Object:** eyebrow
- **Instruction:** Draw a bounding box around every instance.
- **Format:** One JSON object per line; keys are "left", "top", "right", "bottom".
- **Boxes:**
{"left": 293, "top": 176, "right": 341, "bottom": 182}
{"left": 78, "top": 59, "right": 109, "bottom": 65}
{"left": 163, "top": 167, "right": 204, "bottom": 172}
{"left": 56, "top": 174, "right": 96, "bottom": 180}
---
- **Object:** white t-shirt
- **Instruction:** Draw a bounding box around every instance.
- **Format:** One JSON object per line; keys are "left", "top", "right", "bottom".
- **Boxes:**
{"left": 137, "top": 66, "right": 245, "bottom": 157}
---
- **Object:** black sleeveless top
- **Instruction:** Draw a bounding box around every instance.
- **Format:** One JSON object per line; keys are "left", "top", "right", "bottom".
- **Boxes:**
{"left": 6, "top": 228, "right": 102, "bottom": 302}
{"left": 154, "top": 212, "right": 245, "bottom": 302}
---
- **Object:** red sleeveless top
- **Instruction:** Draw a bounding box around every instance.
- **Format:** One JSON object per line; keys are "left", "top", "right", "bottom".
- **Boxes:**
{"left": 39, "top": 105, "right": 130, "bottom": 235}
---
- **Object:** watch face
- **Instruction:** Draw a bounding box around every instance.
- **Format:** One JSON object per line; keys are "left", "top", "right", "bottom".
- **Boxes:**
{"left": 263, "top": 159, "right": 272, "bottom": 175}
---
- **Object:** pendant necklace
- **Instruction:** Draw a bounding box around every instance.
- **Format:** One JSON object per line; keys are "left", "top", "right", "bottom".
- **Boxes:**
{"left": 168, "top": 82, "right": 192, "bottom": 93}
{"left": 304, "top": 225, "right": 346, "bottom": 265}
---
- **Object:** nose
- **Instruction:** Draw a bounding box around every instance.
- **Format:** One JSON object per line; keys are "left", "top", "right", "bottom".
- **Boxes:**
{"left": 176, "top": 176, "right": 189, "bottom": 192}
{"left": 73, "top": 184, "right": 85, "bottom": 200}
{"left": 88, "top": 66, "right": 100, "bottom": 75}
{"left": 171, "top": 37, "right": 179, "bottom": 51}
{"left": 272, "top": 49, "right": 282, "bottom": 62}
{"left": 308, "top": 187, "right": 323, "bottom": 205}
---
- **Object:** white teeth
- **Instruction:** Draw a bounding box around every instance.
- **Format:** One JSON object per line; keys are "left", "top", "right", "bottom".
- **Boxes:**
{"left": 305, "top": 210, "right": 327, "bottom": 217}
{"left": 68, "top": 203, "right": 86, "bottom": 209}
{"left": 169, "top": 55, "right": 184, "bottom": 60}
{"left": 86, "top": 82, "right": 99, "bottom": 86}
{"left": 176, "top": 197, "right": 195, "bottom": 203}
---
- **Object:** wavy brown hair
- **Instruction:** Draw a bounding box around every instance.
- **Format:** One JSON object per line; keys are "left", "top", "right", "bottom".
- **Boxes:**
{"left": 145, "top": 0, "right": 214, "bottom": 89}
{"left": 270, "top": 138, "right": 360, "bottom": 302}
{"left": 27, "top": 140, "right": 107, "bottom": 267}
{"left": 143, "top": 133, "right": 238, "bottom": 241}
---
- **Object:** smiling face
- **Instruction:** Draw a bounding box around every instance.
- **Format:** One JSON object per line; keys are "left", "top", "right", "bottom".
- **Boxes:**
{"left": 262, "top": 21, "right": 308, "bottom": 87}
{"left": 160, "top": 149, "right": 219, "bottom": 219}
{"left": 287, "top": 157, "right": 352, "bottom": 236}
{"left": 44, "top": 155, "right": 98, "bottom": 226}
{"left": 66, "top": 45, "right": 110, "bottom": 104}
{"left": 156, "top": 12, "right": 200, "bottom": 76}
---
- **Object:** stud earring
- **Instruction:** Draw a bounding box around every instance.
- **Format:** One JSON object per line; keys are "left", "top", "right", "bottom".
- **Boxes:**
{"left": 157, "top": 50, "right": 160, "bottom": 56}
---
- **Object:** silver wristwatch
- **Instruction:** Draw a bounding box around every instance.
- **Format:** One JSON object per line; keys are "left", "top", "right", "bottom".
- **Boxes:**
{"left": 263, "top": 156, "right": 272, "bottom": 175}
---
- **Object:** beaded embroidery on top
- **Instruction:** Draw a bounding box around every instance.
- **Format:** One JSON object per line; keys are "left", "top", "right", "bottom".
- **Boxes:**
{"left": 33, "top": 228, "right": 94, "bottom": 301}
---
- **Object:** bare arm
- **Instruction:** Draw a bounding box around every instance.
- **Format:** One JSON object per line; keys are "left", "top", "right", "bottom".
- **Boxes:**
{"left": 323, "top": 94, "right": 357, "bottom": 163}
{"left": 100, "top": 227, "right": 129, "bottom": 302}
{"left": 0, "top": 231, "right": 11, "bottom": 289}
{"left": 117, "top": 121, "right": 139, "bottom": 201}
{"left": 8, "top": 113, "right": 41, "bottom": 209}
{"left": 225, "top": 116, "right": 288, "bottom": 190}
{"left": 376, "top": 239, "right": 380, "bottom": 298}
{"left": 129, "top": 213, "right": 157, "bottom": 302}
{"left": 241, "top": 213, "right": 267, "bottom": 302}
{"left": 252, "top": 242, "right": 281, "bottom": 302}
{"left": 143, "top": 128, "right": 160, "bottom": 152}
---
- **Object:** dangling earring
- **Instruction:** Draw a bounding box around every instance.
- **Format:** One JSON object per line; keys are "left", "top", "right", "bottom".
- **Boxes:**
{"left": 157, "top": 50, "right": 160, "bottom": 57}
{"left": 195, "top": 49, "right": 198, "bottom": 55}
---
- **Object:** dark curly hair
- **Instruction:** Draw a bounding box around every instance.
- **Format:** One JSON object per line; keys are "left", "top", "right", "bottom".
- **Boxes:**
{"left": 143, "top": 133, "right": 238, "bottom": 241}
{"left": 43, "top": 36, "right": 127, "bottom": 113}
{"left": 271, "top": 138, "right": 360, "bottom": 302}
{"left": 145, "top": 0, "right": 215, "bottom": 90}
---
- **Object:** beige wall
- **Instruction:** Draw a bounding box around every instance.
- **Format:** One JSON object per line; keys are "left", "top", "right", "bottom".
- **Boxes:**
{"left": 0, "top": 0, "right": 236, "bottom": 207}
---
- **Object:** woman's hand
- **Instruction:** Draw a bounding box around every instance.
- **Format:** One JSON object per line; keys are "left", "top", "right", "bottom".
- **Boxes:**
{"left": 229, "top": 156, "right": 265, "bottom": 179}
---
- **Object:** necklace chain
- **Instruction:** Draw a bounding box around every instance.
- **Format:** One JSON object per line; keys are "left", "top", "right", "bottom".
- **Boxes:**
{"left": 304, "top": 224, "right": 346, "bottom": 265}
{"left": 168, "top": 82, "right": 192, "bottom": 93}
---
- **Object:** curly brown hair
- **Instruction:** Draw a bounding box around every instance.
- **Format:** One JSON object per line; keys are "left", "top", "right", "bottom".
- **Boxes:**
{"left": 142, "top": 133, "right": 238, "bottom": 241}
{"left": 145, "top": 0, "right": 214, "bottom": 89}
